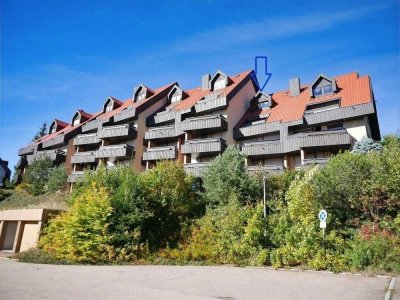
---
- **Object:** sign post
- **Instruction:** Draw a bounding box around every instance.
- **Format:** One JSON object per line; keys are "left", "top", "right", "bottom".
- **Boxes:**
{"left": 318, "top": 209, "right": 327, "bottom": 258}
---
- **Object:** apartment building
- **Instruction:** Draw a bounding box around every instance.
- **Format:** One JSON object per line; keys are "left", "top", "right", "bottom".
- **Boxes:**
{"left": 16, "top": 69, "right": 380, "bottom": 185}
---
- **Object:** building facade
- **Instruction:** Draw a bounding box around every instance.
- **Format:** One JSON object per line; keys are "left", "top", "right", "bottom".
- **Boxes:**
{"left": 16, "top": 69, "right": 380, "bottom": 187}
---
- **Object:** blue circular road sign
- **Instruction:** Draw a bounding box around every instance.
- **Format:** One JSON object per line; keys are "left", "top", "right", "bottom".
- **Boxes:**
{"left": 318, "top": 210, "right": 327, "bottom": 222}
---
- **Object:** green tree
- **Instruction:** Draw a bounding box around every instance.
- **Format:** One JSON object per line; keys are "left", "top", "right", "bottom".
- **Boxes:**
{"left": 47, "top": 165, "right": 68, "bottom": 192}
{"left": 32, "top": 122, "right": 47, "bottom": 141}
{"left": 202, "top": 145, "right": 262, "bottom": 207}
{"left": 352, "top": 136, "right": 383, "bottom": 154}
{"left": 140, "top": 161, "right": 202, "bottom": 250}
{"left": 24, "top": 155, "right": 54, "bottom": 195}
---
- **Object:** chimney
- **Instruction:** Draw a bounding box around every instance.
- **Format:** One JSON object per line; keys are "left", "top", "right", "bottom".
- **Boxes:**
{"left": 202, "top": 74, "right": 211, "bottom": 90}
{"left": 289, "top": 77, "right": 300, "bottom": 97}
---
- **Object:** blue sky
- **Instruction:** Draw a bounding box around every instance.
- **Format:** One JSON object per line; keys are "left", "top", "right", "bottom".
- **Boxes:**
{"left": 1, "top": 0, "right": 399, "bottom": 170}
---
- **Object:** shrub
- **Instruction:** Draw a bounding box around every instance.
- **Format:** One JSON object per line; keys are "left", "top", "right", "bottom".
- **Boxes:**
{"left": 352, "top": 136, "right": 383, "bottom": 154}
{"left": 47, "top": 165, "right": 67, "bottom": 192}
{"left": 347, "top": 224, "right": 400, "bottom": 272}
{"left": 39, "top": 182, "right": 114, "bottom": 263}
{"left": 15, "top": 248, "right": 72, "bottom": 265}
{"left": 202, "top": 146, "right": 262, "bottom": 207}
{"left": 163, "top": 197, "right": 268, "bottom": 266}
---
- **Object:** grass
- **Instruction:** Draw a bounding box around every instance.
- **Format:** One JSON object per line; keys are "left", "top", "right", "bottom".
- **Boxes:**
{"left": 0, "top": 188, "right": 68, "bottom": 210}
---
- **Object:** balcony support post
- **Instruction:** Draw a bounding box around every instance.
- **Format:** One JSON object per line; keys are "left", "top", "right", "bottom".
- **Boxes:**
{"left": 283, "top": 155, "right": 288, "bottom": 169}
{"left": 300, "top": 149, "right": 305, "bottom": 166}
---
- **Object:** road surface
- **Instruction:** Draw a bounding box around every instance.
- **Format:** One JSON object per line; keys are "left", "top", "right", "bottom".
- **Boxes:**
{"left": 0, "top": 258, "right": 396, "bottom": 300}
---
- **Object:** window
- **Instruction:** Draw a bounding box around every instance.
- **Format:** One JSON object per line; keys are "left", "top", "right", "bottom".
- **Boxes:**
{"left": 50, "top": 124, "right": 56, "bottom": 134}
{"left": 327, "top": 123, "right": 343, "bottom": 131}
{"left": 73, "top": 115, "right": 80, "bottom": 126}
{"left": 214, "top": 77, "right": 226, "bottom": 90}
{"left": 170, "top": 91, "right": 181, "bottom": 103}
{"left": 137, "top": 92, "right": 145, "bottom": 101}
{"left": 305, "top": 99, "right": 340, "bottom": 114}
{"left": 105, "top": 101, "right": 113, "bottom": 112}
{"left": 258, "top": 102, "right": 269, "bottom": 110}
{"left": 313, "top": 85, "right": 332, "bottom": 97}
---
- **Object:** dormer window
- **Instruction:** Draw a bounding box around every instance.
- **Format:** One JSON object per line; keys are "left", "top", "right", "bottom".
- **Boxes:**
{"left": 137, "top": 92, "right": 145, "bottom": 101}
{"left": 133, "top": 84, "right": 154, "bottom": 102}
{"left": 72, "top": 114, "right": 80, "bottom": 126}
{"left": 210, "top": 70, "right": 232, "bottom": 91}
{"left": 48, "top": 119, "right": 69, "bottom": 134}
{"left": 103, "top": 97, "right": 122, "bottom": 113}
{"left": 313, "top": 85, "right": 332, "bottom": 97}
{"left": 167, "top": 85, "right": 187, "bottom": 104}
{"left": 170, "top": 89, "right": 181, "bottom": 103}
{"left": 214, "top": 76, "right": 226, "bottom": 90}
{"left": 251, "top": 91, "right": 274, "bottom": 111}
{"left": 105, "top": 101, "right": 113, "bottom": 112}
{"left": 258, "top": 102, "right": 270, "bottom": 110}
{"left": 310, "top": 74, "right": 337, "bottom": 98}
{"left": 49, "top": 123, "right": 56, "bottom": 134}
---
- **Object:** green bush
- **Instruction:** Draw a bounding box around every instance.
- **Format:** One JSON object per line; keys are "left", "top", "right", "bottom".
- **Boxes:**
{"left": 162, "top": 197, "right": 268, "bottom": 266}
{"left": 24, "top": 156, "right": 54, "bottom": 195}
{"left": 15, "top": 248, "right": 72, "bottom": 265}
{"left": 47, "top": 165, "right": 67, "bottom": 192}
{"left": 39, "top": 182, "right": 114, "bottom": 263}
{"left": 202, "top": 145, "right": 262, "bottom": 207}
{"left": 347, "top": 224, "right": 400, "bottom": 272}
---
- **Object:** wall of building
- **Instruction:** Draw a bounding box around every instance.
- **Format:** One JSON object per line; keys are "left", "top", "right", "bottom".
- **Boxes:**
{"left": 344, "top": 118, "right": 370, "bottom": 141}
{"left": 0, "top": 209, "right": 62, "bottom": 253}
{"left": 226, "top": 79, "right": 257, "bottom": 145}
{"left": 133, "top": 97, "right": 169, "bottom": 172}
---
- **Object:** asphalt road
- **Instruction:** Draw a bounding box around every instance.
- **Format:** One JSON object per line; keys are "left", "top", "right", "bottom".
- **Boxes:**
{"left": 0, "top": 259, "right": 396, "bottom": 300}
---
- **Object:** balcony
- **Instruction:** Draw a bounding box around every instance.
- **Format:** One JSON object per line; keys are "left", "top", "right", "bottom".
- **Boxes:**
{"left": 234, "top": 122, "right": 282, "bottom": 139}
{"left": 247, "top": 165, "right": 285, "bottom": 176}
{"left": 73, "top": 133, "right": 100, "bottom": 146}
{"left": 96, "top": 144, "right": 134, "bottom": 159}
{"left": 82, "top": 119, "right": 101, "bottom": 133}
{"left": 142, "top": 146, "right": 177, "bottom": 161}
{"left": 18, "top": 144, "right": 37, "bottom": 156}
{"left": 27, "top": 150, "right": 66, "bottom": 165}
{"left": 181, "top": 138, "right": 226, "bottom": 154}
{"left": 299, "top": 130, "right": 352, "bottom": 148}
{"left": 71, "top": 152, "right": 96, "bottom": 164}
{"left": 42, "top": 134, "right": 66, "bottom": 148}
{"left": 145, "top": 126, "right": 177, "bottom": 141}
{"left": 241, "top": 140, "right": 283, "bottom": 156}
{"left": 302, "top": 158, "right": 330, "bottom": 166}
{"left": 98, "top": 124, "right": 136, "bottom": 141}
{"left": 184, "top": 163, "right": 209, "bottom": 177}
{"left": 180, "top": 114, "right": 228, "bottom": 133}
{"left": 114, "top": 107, "right": 136, "bottom": 123}
{"left": 67, "top": 171, "right": 85, "bottom": 183}
{"left": 194, "top": 95, "right": 227, "bottom": 114}
{"left": 147, "top": 110, "right": 176, "bottom": 126}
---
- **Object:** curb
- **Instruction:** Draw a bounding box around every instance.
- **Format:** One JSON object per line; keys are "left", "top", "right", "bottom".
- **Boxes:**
{"left": 384, "top": 277, "right": 396, "bottom": 300}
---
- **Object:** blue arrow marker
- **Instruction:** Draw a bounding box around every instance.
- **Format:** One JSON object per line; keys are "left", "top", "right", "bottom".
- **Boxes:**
{"left": 253, "top": 56, "right": 272, "bottom": 92}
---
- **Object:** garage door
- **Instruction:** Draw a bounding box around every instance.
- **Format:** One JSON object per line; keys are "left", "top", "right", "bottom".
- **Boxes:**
{"left": 20, "top": 222, "right": 40, "bottom": 252}
{"left": 1, "top": 221, "right": 18, "bottom": 250}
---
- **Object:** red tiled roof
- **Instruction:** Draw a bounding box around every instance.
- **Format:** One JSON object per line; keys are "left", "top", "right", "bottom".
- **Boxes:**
{"left": 109, "top": 96, "right": 123, "bottom": 107}
{"left": 54, "top": 119, "right": 69, "bottom": 129}
{"left": 236, "top": 72, "right": 372, "bottom": 128}
{"left": 78, "top": 109, "right": 93, "bottom": 120}
{"left": 97, "top": 82, "right": 176, "bottom": 121}
{"left": 171, "top": 70, "right": 253, "bottom": 112}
